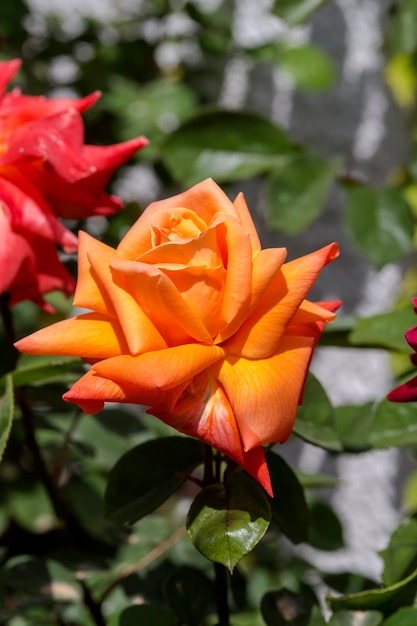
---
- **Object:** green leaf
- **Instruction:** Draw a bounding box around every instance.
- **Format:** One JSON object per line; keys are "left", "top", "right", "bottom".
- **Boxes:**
{"left": 328, "top": 611, "right": 383, "bottom": 626}
{"left": 367, "top": 399, "right": 417, "bottom": 448}
{"left": 349, "top": 306, "right": 417, "bottom": 351}
{"left": 272, "top": 0, "right": 330, "bottom": 24}
{"left": 295, "top": 470, "right": 339, "bottom": 489}
{"left": 380, "top": 519, "right": 417, "bottom": 586}
{"left": 261, "top": 588, "right": 313, "bottom": 625}
{"left": 266, "top": 153, "right": 339, "bottom": 233}
{"left": 163, "top": 566, "right": 212, "bottom": 626}
{"left": 383, "top": 607, "right": 417, "bottom": 626}
{"left": 293, "top": 375, "right": 342, "bottom": 451}
{"left": 2, "top": 354, "right": 83, "bottom": 389}
{"left": 119, "top": 605, "right": 177, "bottom": 626}
{"left": 387, "top": 0, "right": 417, "bottom": 54}
{"left": 161, "top": 109, "right": 294, "bottom": 186}
{"left": 345, "top": 187, "right": 414, "bottom": 269}
{"left": 267, "top": 451, "right": 309, "bottom": 544}
{"left": 104, "top": 436, "right": 203, "bottom": 525}
{"left": 279, "top": 44, "right": 336, "bottom": 91}
{"left": 328, "top": 567, "right": 417, "bottom": 614}
{"left": 0, "top": 374, "right": 14, "bottom": 463}
{"left": 308, "top": 501, "right": 344, "bottom": 551}
{"left": 333, "top": 403, "right": 375, "bottom": 452}
{"left": 187, "top": 470, "right": 271, "bottom": 571}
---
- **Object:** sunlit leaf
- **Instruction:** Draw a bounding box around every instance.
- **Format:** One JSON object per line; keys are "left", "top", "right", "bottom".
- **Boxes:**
{"left": 367, "top": 399, "right": 417, "bottom": 448}
{"left": 266, "top": 153, "right": 340, "bottom": 233}
{"left": 279, "top": 44, "right": 335, "bottom": 91}
{"left": 328, "top": 567, "right": 417, "bottom": 614}
{"left": 161, "top": 109, "right": 294, "bottom": 186}
{"left": 294, "top": 375, "right": 342, "bottom": 451}
{"left": 349, "top": 306, "right": 417, "bottom": 351}
{"left": 187, "top": 470, "right": 271, "bottom": 571}
{"left": 104, "top": 436, "right": 203, "bottom": 525}
{"left": 333, "top": 403, "right": 375, "bottom": 452}
{"left": 345, "top": 187, "right": 414, "bottom": 269}
{"left": 272, "top": 0, "right": 330, "bottom": 24}
{"left": 383, "top": 607, "right": 417, "bottom": 626}
{"left": 387, "top": 0, "right": 417, "bottom": 54}
{"left": 380, "top": 519, "right": 417, "bottom": 586}
{"left": 267, "top": 451, "right": 309, "bottom": 544}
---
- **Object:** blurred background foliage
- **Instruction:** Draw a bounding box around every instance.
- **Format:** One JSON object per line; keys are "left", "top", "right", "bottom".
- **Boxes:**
{"left": 2, "top": 0, "right": 417, "bottom": 624}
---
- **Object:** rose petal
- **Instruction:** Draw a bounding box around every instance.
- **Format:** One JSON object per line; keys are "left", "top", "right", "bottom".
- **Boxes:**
{"left": 64, "top": 369, "right": 189, "bottom": 414}
{"left": 214, "top": 334, "right": 316, "bottom": 451}
{"left": 15, "top": 313, "right": 129, "bottom": 359}
{"left": 92, "top": 344, "right": 225, "bottom": 390}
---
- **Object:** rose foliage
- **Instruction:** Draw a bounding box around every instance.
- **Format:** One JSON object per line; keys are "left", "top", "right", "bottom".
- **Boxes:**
{"left": 16, "top": 179, "right": 339, "bottom": 495}
{"left": 0, "top": 59, "right": 148, "bottom": 310}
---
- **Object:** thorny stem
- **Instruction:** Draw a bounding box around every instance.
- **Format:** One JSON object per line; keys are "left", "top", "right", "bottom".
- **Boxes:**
{"left": 202, "top": 444, "right": 231, "bottom": 625}
{"left": 0, "top": 295, "right": 106, "bottom": 626}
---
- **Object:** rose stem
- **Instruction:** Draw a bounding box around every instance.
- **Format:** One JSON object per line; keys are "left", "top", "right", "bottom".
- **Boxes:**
{"left": 202, "top": 443, "right": 231, "bottom": 625}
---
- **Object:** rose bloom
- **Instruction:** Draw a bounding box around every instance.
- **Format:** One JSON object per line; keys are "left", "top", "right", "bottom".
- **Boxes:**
{"left": 16, "top": 179, "right": 339, "bottom": 494}
{"left": 0, "top": 58, "right": 147, "bottom": 310}
{"left": 388, "top": 298, "right": 417, "bottom": 402}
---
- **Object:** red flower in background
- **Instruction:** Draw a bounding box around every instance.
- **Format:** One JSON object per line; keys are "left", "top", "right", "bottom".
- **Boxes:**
{"left": 0, "top": 58, "right": 148, "bottom": 310}
{"left": 388, "top": 298, "right": 417, "bottom": 402}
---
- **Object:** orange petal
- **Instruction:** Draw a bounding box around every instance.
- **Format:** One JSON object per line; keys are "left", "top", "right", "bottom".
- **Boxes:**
{"left": 73, "top": 230, "right": 117, "bottom": 315}
{"left": 117, "top": 179, "right": 239, "bottom": 259}
{"left": 15, "top": 313, "right": 129, "bottom": 359}
{"left": 217, "top": 219, "right": 252, "bottom": 333}
{"left": 232, "top": 192, "right": 261, "bottom": 254}
{"left": 149, "top": 370, "right": 273, "bottom": 495}
{"left": 222, "top": 243, "right": 339, "bottom": 358}
{"left": 63, "top": 369, "right": 188, "bottom": 414}
{"left": 110, "top": 258, "right": 214, "bottom": 345}
{"left": 214, "top": 334, "right": 316, "bottom": 451}
{"left": 289, "top": 299, "right": 337, "bottom": 327}
{"left": 87, "top": 250, "right": 168, "bottom": 354}
{"left": 92, "top": 344, "right": 225, "bottom": 390}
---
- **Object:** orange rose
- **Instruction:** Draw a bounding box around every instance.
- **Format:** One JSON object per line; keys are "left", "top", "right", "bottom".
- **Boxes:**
{"left": 16, "top": 179, "right": 339, "bottom": 495}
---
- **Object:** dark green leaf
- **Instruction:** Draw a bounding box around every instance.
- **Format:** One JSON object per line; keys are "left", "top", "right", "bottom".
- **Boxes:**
{"left": 308, "top": 501, "right": 344, "bottom": 551}
{"left": 105, "top": 436, "right": 203, "bottom": 525}
{"left": 367, "top": 399, "right": 417, "bottom": 448}
{"left": 267, "top": 451, "right": 309, "bottom": 544}
{"left": 5, "top": 557, "right": 81, "bottom": 602}
{"left": 294, "top": 375, "right": 342, "bottom": 451}
{"left": 187, "top": 470, "right": 271, "bottom": 571}
{"left": 328, "top": 611, "right": 383, "bottom": 626}
{"left": 345, "top": 187, "right": 414, "bottom": 269}
{"left": 307, "top": 606, "right": 327, "bottom": 626}
{"left": 349, "top": 306, "right": 417, "bottom": 351}
{"left": 0, "top": 374, "right": 14, "bottom": 463}
{"left": 161, "top": 109, "right": 294, "bottom": 186}
{"left": 333, "top": 403, "right": 375, "bottom": 452}
{"left": 163, "top": 566, "right": 212, "bottom": 626}
{"left": 266, "top": 154, "right": 339, "bottom": 233}
{"left": 272, "top": 0, "right": 330, "bottom": 24}
{"left": 328, "top": 567, "right": 417, "bottom": 614}
{"left": 119, "top": 605, "right": 177, "bottom": 626}
{"left": 261, "top": 588, "right": 312, "bottom": 625}
{"left": 279, "top": 44, "right": 336, "bottom": 91}
{"left": 380, "top": 519, "right": 417, "bottom": 586}
{"left": 2, "top": 354, "right": 83, "bottom": 389}
{"left": 383, "top": 607, "right": 417, "bottom": 626}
